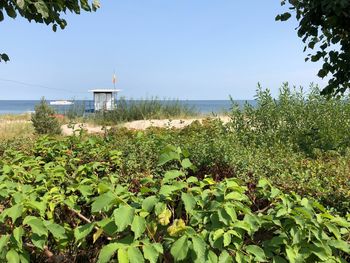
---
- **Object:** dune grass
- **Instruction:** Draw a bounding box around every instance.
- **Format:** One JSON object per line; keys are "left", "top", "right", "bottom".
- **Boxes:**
{"left": 0, "top": 120, "right": 34, "bottom": 140}
{"left": 0, "top": 113, "right": 31, "bottom": 121}
{"left": 89, "top": 97, "right": 200, "bottom": 125}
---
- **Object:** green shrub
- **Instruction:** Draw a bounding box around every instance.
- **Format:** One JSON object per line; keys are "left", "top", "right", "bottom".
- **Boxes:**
{"left": 31, "top": 97, "right": 61, "bottom": 135}
{"left": 0, "top": 141, "right": 349, "bottom": 262}
{"left": 229, "top": 83, "right": 350, "bottom": 156}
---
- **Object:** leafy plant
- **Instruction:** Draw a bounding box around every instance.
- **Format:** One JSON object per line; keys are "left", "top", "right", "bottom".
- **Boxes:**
{"left": 0, "top": 142, "right": 349, "bottom": 262}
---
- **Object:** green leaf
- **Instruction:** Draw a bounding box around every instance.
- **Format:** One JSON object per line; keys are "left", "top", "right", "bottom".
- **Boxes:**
{"left": 114, "top": 205, "right": 135, "bottom": 232}
{"left": 92, "top": 192, "right": 115, "bottom": 213}
{"left": 142, "top": 196, "right": 158, "bottom": 212}
{"left": 118, "top": 248, "right": 129, "bottom": 263}
{"left": 5, "top": 6, "right": 17, "bottom": 18}
{"left": 19, "top": 251, "right": 30, "bottom": 263}
{"left": 5, "top": 204, "right": 23, "bottom": 223}
{"left": 328, "top": 240, "right": 350, "bottom": 253}
{"left": 285, "top": 246, "right": 297, "bottom": 263}
{"left": 46, "top": 222, "right": 66, "bottom": 239}
{"left": 23, "top": 216, "right": 48, "bottom": 237}
{"left": 25, "top": 200, "right": 46, "bottom": 214}
{"left": 192, "top": 236, "right": 206, "bottom": 263}
{"left": 207, "top": 250, "right": 218, "bottom": 263}
{"left": 224, "top": 204, "right": 237, "bottom": 221}
{"left": 272, "top": 256, "right": 288, "bottom": 263}
{"left": 171, "top": 235, "right": 189, "bottom": 261}
{"left": 34, "top": 1, "right": 49, "bottom": 18}
{"left": 218, "top": 208, "right": 232, "bottom": 225}
{"left": 31, "top": 234, "right": 46, "bottom": 249}
{"left": 225, "top": 191, "right": 247, "bottom": 201}
{"left": 276, "top": 12, "right": 291, "bottom": 21}
{"left": 128, "top": 247, "right": 144, "bottom": 263}
{"left": 143, "top": 243, "right": 161, "bottom": 263}
{"left": 324, "top": 222, "right": 340, "bottom": 240}
{"left": 181, "top": 192, "right": 196, "bottom": 214}
{"left": 6, "top": 249, "right": 20, "bottom": 263}
{"left": 77, "top": 184, "right": 94, "bottom": 197}
{"left": 163, "top": 170, "right": 184, "bottom": 183}
{"left": 13, "top": 227, "right": 24, "bottom": 248}
{"left": 97, "top": 243, "right": 122, "bottom": 263}
{"left": 159, "top": 185, "right": 178, "bottom": 197}
{"left": 223, "top": 233, "right": 231, "bottom": 247}
{"left": 235, "top": 251, "right": 247, "bottom": 263}
{"left": 131, "top": 216, "right": 146, "bottom": 240}
{"left": 0, "top": 234, "right": 9, "bottom": 251}
{"left": 158, "top": 151, "right": 179, "bottom": 166}
{"left": 245, "top": 245, "right": 266, "bottom": 262}
{"left": 318, "top": 69, "right": 328, "bottom": 78}
{"left": 181, "top": 158, "right": 193, "bottom": 169}
{"left": 74, "top": 223, "right": 95, "bottom": 242}
{"left": 218, "top": 250, "right": 232, "bottom": 263}
{"left": 16, "top": 0, "right": 25, "bottom": 9}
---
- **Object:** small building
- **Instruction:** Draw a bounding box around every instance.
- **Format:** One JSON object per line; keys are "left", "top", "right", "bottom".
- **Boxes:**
{"left": 90, "top": 89, "right": 120, "bottom": 111}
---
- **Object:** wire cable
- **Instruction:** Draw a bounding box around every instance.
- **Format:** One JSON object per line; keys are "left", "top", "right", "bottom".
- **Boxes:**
{"left": 0, "top": 78, "right": 86, "bottom": 94}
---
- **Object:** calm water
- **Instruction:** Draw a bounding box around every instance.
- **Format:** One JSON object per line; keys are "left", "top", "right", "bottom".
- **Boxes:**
{"left": 0, "top": 100, "right": 256, "bottom": 115}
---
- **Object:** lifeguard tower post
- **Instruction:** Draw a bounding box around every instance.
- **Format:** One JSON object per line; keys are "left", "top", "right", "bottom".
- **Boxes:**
{"left": 90, "top": 89, "right": 120, "bottom": 111}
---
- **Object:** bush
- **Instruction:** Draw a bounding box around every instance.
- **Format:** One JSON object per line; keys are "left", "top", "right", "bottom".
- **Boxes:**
{"left": 31, "top": 97, "right": 61, "bottom": 135}
{"left": 229, "top": 83, "right": 350, "bottom": 156}
{"left": 0, "top": 141, "right": 349, "bottom": 262}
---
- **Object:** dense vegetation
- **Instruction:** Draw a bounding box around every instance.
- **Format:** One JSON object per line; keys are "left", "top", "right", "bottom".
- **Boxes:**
{"left": 1, "top": 84, "right": 350, "bottom": 262}
{"left": 91, "top": 98, "right": 198, "bottom": 125}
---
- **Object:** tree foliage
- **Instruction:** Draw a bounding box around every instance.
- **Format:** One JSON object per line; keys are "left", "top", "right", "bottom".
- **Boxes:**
{"left": 31, "top": 97, "right": 61, "bottom": 135}
{"left": 0, "top": 0, "right": 100, "bottom": 62}
{"left": 277, "top": 0, "right": 350, "bottom": 96}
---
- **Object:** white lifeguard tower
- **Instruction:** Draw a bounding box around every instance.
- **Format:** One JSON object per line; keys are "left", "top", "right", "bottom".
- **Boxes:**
{"left": 90, "top": 89, "right": 120, "bottom": 111}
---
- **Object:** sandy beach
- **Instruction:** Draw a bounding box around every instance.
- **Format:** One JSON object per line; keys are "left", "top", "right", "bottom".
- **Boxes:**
{"left": 60, "top": 116, "right": 231, "bottom": 135}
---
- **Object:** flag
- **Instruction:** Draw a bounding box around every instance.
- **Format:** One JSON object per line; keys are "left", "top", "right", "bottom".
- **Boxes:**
{"left": 112, "top": 73, "right": 117, "bottom": 84}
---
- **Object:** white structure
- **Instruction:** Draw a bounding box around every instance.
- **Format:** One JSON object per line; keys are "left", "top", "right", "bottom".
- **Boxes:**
{"left": 90, "top": 89, "right": 120, "bottom": 111}
{"left": 50, "top": 100, "right": 74, "bottom": 106}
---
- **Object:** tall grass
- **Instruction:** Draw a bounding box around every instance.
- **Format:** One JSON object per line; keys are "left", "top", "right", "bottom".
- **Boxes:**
{"left": 0, "top": 121, "right": 34, "bottom": 140}
{"left": 91, "top": 97, "right": 199, "bottom": 125}
{"left": 230, "top": 83, "right": 350, "bottom": 156}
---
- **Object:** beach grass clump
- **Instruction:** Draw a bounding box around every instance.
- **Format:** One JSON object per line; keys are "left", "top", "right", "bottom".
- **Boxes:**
{"left": 0, "top": 113, "right": 32, "bottom": 121}
{"left": 92, "top": 97, "right": 198, "bottom": 124}
{"left": 0, "top": 120, "right": 34, "bottom": 140}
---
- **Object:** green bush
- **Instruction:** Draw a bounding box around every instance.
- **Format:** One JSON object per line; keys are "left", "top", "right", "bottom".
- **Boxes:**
{"left": 229, "top": 83, "right": 350, "bottom": 156}
{"left": 0, "top": 140, "right": 349, "bottom": 262}
{"left": 31, "top": 97, "right": 61, "bottom": 135}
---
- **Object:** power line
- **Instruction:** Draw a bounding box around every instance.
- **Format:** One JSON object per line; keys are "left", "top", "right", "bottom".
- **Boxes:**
{"left": 0, "top": 78, "right": 86, "bottom": 94}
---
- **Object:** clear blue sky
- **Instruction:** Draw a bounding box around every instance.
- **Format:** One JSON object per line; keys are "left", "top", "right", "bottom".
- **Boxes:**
{"left": 0, "top": 1, "right": 326, "bottom": 100}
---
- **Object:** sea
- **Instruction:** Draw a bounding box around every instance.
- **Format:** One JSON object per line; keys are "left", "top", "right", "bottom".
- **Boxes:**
{"left": 0, "top": 100, "right": 256, "bottom": 115}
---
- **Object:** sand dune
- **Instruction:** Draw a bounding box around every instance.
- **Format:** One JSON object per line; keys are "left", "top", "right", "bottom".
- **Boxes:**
{"left": 61, "top": 116, "right": 230, "bottom": 135}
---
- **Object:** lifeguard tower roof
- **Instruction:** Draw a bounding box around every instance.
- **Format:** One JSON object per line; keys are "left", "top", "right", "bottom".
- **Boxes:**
{"left": 89, "top": 89, "right": 121, "bottom": 93}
